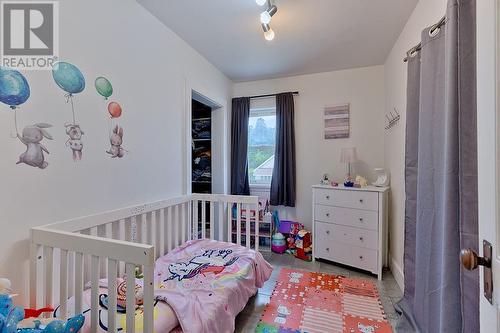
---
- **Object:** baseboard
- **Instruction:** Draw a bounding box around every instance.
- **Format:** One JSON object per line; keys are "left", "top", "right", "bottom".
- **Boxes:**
{"left": 390, "top": 256, "right": 404, "bottom": 291}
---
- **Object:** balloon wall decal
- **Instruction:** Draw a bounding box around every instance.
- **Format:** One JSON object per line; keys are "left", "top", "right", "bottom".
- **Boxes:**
{"left": 52, "top": 61, "right": 86, "bottom": 162}
{"left": 0, "top": 68, "right": 54, "bottom": 169}
{"left": 95, "top": 75, "right": 126, "bottom": 159}
{"left": 107, "top": 101, "right": 122, "bottom": 118}
{"left": 95, "top": 76, "right": 113, "bottom": 99}
{"left": 52, "top": 62, "right": 85, "bottom": 95}
{"left": 0, "top": 68, "right": 30, "bottom": 109}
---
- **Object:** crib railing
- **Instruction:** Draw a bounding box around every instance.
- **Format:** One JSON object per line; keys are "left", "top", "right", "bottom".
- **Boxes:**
{"left": 29, "top": 194, "right": 259, "bottom": 333}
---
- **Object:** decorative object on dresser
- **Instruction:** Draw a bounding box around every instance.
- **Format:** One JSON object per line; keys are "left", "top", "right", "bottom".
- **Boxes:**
{"left": 312, "top": 184, "right": 389, "bottom": 280}
{"left": 373, "top": 168, "right": 390, "bottom": 187}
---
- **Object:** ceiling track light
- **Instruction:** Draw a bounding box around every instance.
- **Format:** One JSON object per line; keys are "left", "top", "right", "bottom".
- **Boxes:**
{"left": 260, "top": 5, "right": 277, "bottom": 24}
{"left": 256, "top": 0, "right": 278, "bottom": 41}
{"left": 262, "top": 23, "right": 275, "bottom": 41}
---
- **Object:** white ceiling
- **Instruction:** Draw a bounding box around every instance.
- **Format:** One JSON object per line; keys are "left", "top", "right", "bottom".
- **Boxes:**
{"left": 137, "top": 0, "right": 418, "bottom": 82}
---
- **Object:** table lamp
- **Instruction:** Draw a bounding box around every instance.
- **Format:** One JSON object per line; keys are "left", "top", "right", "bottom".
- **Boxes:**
{"left": 340, "top": 147, "right": 358, "bottom": 186}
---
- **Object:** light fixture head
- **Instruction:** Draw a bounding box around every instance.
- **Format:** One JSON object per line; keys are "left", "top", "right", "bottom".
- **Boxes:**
{"left": 255, "top": 0, "right": 267, "bottom": 6}
{"left": 260, "top": 5, "right": 277, "bottom": 24}
{"left": 262, "top": 23, "right": 275, "bottom": 41}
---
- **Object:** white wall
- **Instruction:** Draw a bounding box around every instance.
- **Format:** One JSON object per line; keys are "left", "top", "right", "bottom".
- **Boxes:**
{"left": 0, "top": 0, "right": 232, "bottom": 303}
{"left": 383, "top": 0, "right": 448, "bottom": 289}
{"left": 234, "top": 66, "right": 386, "bottom": 229}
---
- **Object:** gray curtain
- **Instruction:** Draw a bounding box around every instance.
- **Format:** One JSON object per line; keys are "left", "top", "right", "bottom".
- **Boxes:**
{"left": 230, "top": 97, "right": 250, "bottom": 195}
{"left": 270, "top": 93, "right": 296, "bottom": 207}
{"left": 397, "top": 1, "right": 478, "bottom": 332}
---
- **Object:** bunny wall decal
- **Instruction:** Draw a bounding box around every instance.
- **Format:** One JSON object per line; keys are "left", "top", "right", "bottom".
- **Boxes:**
{"left": 16, "top": 123, "right": 53, "bottom": 169}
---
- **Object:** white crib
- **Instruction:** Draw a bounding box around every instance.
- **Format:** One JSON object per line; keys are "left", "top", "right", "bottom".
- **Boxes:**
{"left": 29, "top": 193, "right": 260, "bottom": 333}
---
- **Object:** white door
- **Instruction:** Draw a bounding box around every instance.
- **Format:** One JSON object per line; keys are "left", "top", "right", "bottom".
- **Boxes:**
{"left": 477, "top": 0, "right": 500, "bottom": 331}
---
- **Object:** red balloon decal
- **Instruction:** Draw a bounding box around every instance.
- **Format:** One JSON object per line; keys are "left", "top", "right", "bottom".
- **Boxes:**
{"left": 108, "top": 101, "right": 122, "bottom": 118}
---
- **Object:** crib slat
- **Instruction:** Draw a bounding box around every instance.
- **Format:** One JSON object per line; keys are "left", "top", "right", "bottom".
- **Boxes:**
{"left": 30, "top": 243, "right": 39, "bottom": 309}
{"left": 118, "top": 219, "right": 126, "bottom": 275}
{"left": 108, "top": 259, "right": 118, "bottom": 333}
{"left": 236, "top": 203, "right": 241, "bottom": 246}
{"left": 218, "top": 202, "right": 224, "bottom": 242}
{"left": 143, "top": 264, "right": 154, "bottom": 333}
{"left": 131, "top": 216, "right": 137, "bottom": 243}
{"left": 151, "top": 211, "right": 157, "bottom": 258}
{"left": 166, "top": 206, "right": 172, "bottom": 251}
{"left": 181, "top": 203, "right": 186, "bottom": 244}
{"left": 141, "top": 213, "right": 148, "bottom": 244}
{"left": 126, "top": 263, "right": 136, "bottom": 333}
{"left": 159, "top": 209, "right": 165, "bottom": 256}
{"left": 201, "top": 201, "right": 206, "bottom": 239}
{"left": 44, "top": 246, "right": 54, "bottom": 307}
{"left": 174, "top": 204, "right": 180, "bottom": 247}
{"left": 245, "top": 204, "right": 251, "bottom": 249}
{"left": 60, "top": 249, "right": 68, "bottom": 319}
{"left": 227, "top": 203, "right": 232, "bottom": 243}
{"left": 90, "top": 255, "right": 100, "bottom": 333}
{"left": 209, "top": 201, "right": 215, "bottom": 240}
{"left": 193, "top": 201, "right": 199, "bottom": 240}
{"left": 75, "top": 252, "right": 84, "bottom": 314}
{"left": 67, "top": 251, "right": 74, "bottom": 299}
{"left": 187, "top": 201, "right": 193, "bottom": 241}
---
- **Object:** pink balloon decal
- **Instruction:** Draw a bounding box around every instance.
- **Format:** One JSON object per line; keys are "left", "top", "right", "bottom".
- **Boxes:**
{"left": 108, "top": 101, "right": 122, "bottom": 118}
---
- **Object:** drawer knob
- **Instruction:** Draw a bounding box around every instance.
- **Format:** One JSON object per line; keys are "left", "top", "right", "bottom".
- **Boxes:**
{"left": 326, "top": 213, "right": 330, "bottom": 217}
{"left": 326, "top": 230, "right": 330, "bottom": 235}
{"left": 359, "top": 218, "right": 364, "bottom": 222}
{"left": 326, "top": 247, "right": 330, "bottom": 251}
{"left": 359, "top": 255, "right": 364, "bottom": 260}
{"left": 359, "top": 237, "right": 364, "bottom": 242}
{"left": 359, "top": 199, "right": 364, "bottom": 203}
{"left": 326, "top": 195, "right": 330, "bottom": 200}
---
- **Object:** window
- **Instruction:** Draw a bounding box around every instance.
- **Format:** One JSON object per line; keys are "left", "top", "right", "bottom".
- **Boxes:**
{"left": 248, "top": 108, "right": 276, "bottom": 186}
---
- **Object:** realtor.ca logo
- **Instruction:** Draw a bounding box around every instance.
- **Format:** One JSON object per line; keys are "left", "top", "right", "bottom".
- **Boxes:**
{"left": 0, "top": 1, "right": 59, "bottom": 70}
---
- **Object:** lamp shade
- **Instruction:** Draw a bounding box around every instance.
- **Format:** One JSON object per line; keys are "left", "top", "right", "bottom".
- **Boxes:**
{"left": 340, "top": 147, "right": 358, "bottom": 163}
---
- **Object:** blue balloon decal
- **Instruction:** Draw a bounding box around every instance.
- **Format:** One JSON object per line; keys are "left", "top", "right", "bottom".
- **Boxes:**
{"left": 0, "top": 68, "right": 30, "bottom": 109}
{"left": 51, "top": 62, "right": 85, "bottom": 95}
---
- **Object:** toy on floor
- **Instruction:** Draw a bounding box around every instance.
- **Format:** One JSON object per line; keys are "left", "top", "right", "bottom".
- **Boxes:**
{"left": 17, "top": 315, "right": 84, "bottom": 333}
{"left": 294, "top": 230, "right": 312, "bottom": 261}
{"left": 0, "top": 278, "right": 84, "bottom": 333}
{"left": 271, "top": 233, "right": 287, "bottom": 254}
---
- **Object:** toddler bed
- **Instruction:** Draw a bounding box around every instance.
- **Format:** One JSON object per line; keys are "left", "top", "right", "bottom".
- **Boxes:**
{"left": 29, "top": 194, "right": 271, "bottom": 333}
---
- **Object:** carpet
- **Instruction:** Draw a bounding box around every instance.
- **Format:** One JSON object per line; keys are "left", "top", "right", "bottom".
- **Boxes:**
{"left": 256, "top": 268, "right": 393, "bottom": 333}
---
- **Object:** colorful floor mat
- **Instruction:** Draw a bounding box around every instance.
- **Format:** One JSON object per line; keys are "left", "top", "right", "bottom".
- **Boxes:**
{"left": 256, "top": 268, "right": 393, "bottom": 333}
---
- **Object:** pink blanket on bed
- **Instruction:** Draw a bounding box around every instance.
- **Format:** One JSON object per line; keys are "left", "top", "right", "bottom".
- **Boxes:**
{"left": 154, "top": 239, "right": 273, "bottom": 333}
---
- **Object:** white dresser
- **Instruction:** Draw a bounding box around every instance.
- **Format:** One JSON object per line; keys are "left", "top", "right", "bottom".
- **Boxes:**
{"left": 312, "top": 185, "right": 389, "bottom": 280}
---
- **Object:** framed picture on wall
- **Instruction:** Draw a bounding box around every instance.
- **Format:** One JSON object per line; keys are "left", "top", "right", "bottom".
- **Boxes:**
{"left": 324, "top": 103, "right": 350, "bottom": 139}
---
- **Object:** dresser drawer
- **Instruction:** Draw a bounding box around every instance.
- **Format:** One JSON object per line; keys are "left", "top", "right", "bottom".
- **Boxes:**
{"left": 314, "top": 189, "right": 378, "bottom": 211}
{"left": 314, "top": 205, "right": 378, "bottom": 231}
{"left": 315, "top": 221, "right": 378, "bottom": 250}
{"left": 314, "top": 240, "right": 378, "bottom": 273}
{"left": 350, "top": 246, "right": 378, "bottom": 272}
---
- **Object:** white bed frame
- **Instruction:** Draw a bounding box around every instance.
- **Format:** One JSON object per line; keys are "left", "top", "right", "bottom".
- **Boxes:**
{"left": 29, "top": 194, "right": 260, "bottom": 333}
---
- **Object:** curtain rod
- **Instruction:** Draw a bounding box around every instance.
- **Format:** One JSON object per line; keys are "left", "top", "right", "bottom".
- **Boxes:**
{"left": 246, "top": 91, "right": 299, "bottom": 100}
{"left": 403, "top": 16, "right": 446, "bottom": 63}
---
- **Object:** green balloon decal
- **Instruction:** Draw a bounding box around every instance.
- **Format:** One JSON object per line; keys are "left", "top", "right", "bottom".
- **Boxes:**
{"left": 95, "top": 76, "right": 113, "bottom": 99}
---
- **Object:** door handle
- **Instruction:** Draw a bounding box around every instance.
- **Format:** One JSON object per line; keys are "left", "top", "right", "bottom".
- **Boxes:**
{"left": 460, "top": 240, "right": 493, "bottom": 304}
{"left": 460, "top": 249, "right": 491, "bottom": 270}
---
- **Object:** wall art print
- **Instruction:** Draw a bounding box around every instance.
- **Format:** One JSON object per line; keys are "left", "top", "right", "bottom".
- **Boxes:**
{"left": 324, "top": 103, "right": 350, "bottom": 139}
